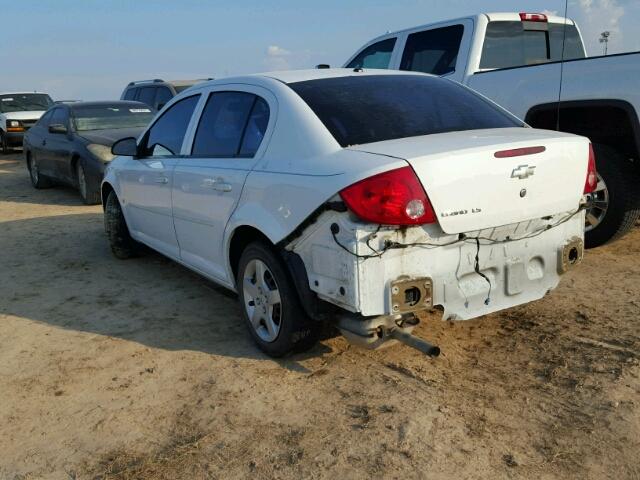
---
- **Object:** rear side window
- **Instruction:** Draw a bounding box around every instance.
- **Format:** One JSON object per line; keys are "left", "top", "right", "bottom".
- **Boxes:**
{"left": 192, "top": 92, "right": 266, "bottom": 157}
{"left": 239, "top": 98, "right": 270, "bottom": 157}
{"left": 289, "top": 75, "right": 521, "bottom": 147}
{"left": 155, "top": 87, "right": 173, "bottom": 109}
{"left": 123, "top": 88, "right": 137, "bottom": 101}
{"left": 137, "top": 87, "right": 157, "bottom": 108}
{"left": 347, "top": 38, "right": 396, "bottom": 69}
{"left": 480, "top": 22, "right": 585, "bottom": 69}
{"left": 400, "top": 25, "right": 464, "bottom": 75}
{"left": 142, "top": 95, "right": 200, "bottom": 156}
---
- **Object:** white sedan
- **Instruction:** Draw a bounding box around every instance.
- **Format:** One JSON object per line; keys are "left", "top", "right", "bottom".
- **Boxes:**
{"left": 102, "top": 69, "right": 594, "bottom": 357}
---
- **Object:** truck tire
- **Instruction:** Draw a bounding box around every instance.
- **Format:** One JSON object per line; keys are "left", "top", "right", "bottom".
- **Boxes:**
{"left": 237, "top": 241, "right": 320, "bottom": 357}
{"left": 104, "top": 190, "right": 140, "bottom": 259}
{"left": 585, "top": 144, "right": 640, "bottom": 248}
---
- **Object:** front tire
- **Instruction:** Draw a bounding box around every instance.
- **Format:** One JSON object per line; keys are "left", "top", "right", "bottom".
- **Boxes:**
{"left": 27, "top": 154, "right": 52, "bottom": 189}
{"left": 104, "top": 190, "right": 139, "bottom": 259}
{"left": 237, "top": 242, "right": 320, "bottom": 357}
{"left": 585, "top": 144, "right": 640, "bottom": 248}
{"left": 0, "top": 131, "right": 9, "bottom": 155}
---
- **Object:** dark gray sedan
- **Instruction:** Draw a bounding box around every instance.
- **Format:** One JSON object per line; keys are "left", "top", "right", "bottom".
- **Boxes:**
{"left": 23, "top": 101, "right": 154, "bottom": 204}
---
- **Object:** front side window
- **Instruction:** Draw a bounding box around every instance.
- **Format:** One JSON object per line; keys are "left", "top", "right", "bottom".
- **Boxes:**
{"left": 347, "top": 38, "right": 396, "bottom": 69}
{"left": 289, "top": 75, "right": 521, "bottom": 148}
{"left": 192, "top": 92, "right": 269, "bottom": 158}
{"left": 50, "top": 107, "right": 68, "bottom": 127}
{"left": 142, "top": 95, "right": 200, "bottom": 156}
{"left": 37, "top": 109, "right": 55, "bottom": 127}
{"left": 0, "top": 93, "right": 53, "bottom": 113}
{"left": 400, "top": 24, "right": 464, "bottom": 75}
{"left": 480, "top": 22, "right": 585, "bottom": 69}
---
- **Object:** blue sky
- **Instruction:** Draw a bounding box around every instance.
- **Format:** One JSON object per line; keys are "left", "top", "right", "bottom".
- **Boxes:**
{"left": 1, "top": 0, "right": 638, "bottom": 100}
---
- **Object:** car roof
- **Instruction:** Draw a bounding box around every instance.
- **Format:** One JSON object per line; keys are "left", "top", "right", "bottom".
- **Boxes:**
{"left": 195, "top": 68, "right": 431, "bottom": 89}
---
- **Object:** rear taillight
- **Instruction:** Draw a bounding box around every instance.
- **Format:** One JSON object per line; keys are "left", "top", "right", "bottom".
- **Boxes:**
{"left": 519, "top": 12, "right": 548, "bottom": 22}
{"left": 584, "top": 143, "right": 598, "bottom": 194}
{"left": 339, "top": 166, "right": 436, "bottom": 225}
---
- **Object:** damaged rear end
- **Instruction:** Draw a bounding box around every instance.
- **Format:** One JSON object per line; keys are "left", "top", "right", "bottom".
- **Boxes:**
{"left": 284, "top": 129, "right": 594, "bottom": 352}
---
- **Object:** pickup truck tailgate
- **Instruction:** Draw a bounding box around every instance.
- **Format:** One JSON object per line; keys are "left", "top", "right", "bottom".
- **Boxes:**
{"left": 349, "top": 128, "right": 589, "bottom": 234}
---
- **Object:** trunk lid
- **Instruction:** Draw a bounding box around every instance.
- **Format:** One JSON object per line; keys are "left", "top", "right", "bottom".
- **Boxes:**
{"left": 348, "top": 128, "right": 589, "bottom": 234}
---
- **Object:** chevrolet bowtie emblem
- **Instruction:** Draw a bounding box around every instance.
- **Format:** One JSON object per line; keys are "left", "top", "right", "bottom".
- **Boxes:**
{"left": 511, "top": 164, "right": 536, "bottom": 179}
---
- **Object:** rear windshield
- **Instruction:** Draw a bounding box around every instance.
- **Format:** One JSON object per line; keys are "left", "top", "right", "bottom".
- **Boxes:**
{"left": 480, "top": 22, "right": 585, "bottom": 69}
{"left": 0, "top": 94, "right": 53, "bottom": 113}
{"left": 72, "top": 104, "right": 154, "bottom": 131}
{"left": 288, "top": 75, "right": 522, "bottom": 147}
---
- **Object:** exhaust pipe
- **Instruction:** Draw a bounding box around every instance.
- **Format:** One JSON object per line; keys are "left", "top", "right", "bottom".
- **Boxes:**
{"left": 389, "top": 329, "right": 440, "bottom": 357}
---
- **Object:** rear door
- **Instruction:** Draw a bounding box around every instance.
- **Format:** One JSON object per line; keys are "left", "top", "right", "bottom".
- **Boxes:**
{"left": 172, "top": 87, "right": 273, "bottom": 281}
{"left": 119, "top": 94, "right": 201, "bottom": 258}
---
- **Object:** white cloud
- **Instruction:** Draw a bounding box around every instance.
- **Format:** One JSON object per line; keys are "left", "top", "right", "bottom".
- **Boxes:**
{"left": 264, "top": 45, "right": 292, "bottom": 71}
{"left": 266, "top": 45, "right": 291, "bottom": 57}
{"left": 541, "top": 9, "right": 558, "bottom": 16}
{"left": 570, "top": 0, "right": 625, "bottom": 55}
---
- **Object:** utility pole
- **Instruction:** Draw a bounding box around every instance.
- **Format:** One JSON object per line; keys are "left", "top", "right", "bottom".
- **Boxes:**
{"left": 599, "top": 31, "right": 610, "bottom": 55}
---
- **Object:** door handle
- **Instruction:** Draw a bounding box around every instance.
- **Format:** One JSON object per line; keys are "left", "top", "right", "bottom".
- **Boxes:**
{"left": 154, "top": 176, "right": 169, "bottom": 184}
{"left": 203, "top": 178, "right": 232, "bottom": 192}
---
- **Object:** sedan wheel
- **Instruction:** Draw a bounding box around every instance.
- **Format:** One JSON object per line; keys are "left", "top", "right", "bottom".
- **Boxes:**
{"left": 27, "top": 155, "right": 52, "bottom": 189}
{"left": 242, "top": 259, "right": 282, "bottom": 342}
{"left": 236, "top": 241, "right": 320, "bottom": 357}
{"left": 585, "top": 173, "right": 609, "bottom": 232}
{"left": 77, "top": 162, "right": 87, "bottom": 201}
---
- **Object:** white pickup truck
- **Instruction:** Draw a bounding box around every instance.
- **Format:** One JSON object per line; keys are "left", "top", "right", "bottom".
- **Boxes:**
{"left": 0, "top": 92, "right": 54, "bottom": 154}
{"left": 345, "top": 12, "right": 640, "bottom": 248}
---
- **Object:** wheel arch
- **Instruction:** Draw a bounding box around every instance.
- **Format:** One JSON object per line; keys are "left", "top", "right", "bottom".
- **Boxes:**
{"left": 101, "top": 181, "right": 115, "bottom": 210}
{"left": 525, "top": 99, "right": 640, "bottom": 162}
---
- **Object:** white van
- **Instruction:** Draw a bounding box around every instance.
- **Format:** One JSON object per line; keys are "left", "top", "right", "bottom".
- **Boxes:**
{"left": 0, "top": 92, "right": 53, "bottom": 153}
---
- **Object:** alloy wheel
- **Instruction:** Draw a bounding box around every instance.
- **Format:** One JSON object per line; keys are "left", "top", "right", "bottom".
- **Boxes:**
{"left": 585, "top": 173, "right": 609, "bottom": 232}
{"left": 242, "top": 259, "right": 282, "bottom": 342}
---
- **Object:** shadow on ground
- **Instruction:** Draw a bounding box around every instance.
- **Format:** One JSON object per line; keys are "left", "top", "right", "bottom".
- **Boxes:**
{"left": 0, "top": 212, "right": 332, "bottom": 371}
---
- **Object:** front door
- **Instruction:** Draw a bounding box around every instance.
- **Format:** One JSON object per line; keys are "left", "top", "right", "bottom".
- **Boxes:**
{"left": 119, "top": 94, "right": 200, "bottom": 258}
{"left": 172, "top": 90, "right": 272, "bottom": 282}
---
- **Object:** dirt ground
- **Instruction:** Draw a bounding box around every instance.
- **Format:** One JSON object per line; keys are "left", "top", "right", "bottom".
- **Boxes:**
{"left": 0, "top": 153, "right": 639, "bottom": 480}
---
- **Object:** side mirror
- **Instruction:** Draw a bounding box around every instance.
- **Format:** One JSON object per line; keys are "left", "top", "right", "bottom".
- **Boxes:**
{"left": 111, "top": 137, "right": 139, "bottom": 157}
{"left": 48, "top": 124, "right": 67, "bottom": 134}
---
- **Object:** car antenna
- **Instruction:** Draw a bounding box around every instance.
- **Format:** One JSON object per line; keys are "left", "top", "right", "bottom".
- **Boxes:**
{"left": 556, "top": 0, "right": 569, "bottom": 131}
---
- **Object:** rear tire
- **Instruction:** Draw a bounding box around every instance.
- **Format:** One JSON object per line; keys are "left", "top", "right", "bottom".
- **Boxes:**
{"left": 77, "top": 161, "right": 101, "bottom": 205}
{"left": 237, "top": 241, "right": 320, "bottom": 357}
{"left": 27, "top": 154, "right": 53, "bottom": 189}
{"left": 585, "top": 144, "right": 640, "bottom": 248}
{"left": 104, "top": 190, "right": 139, "bottom": 259}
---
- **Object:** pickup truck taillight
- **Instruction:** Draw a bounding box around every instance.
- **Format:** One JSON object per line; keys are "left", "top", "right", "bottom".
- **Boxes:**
{"left": 339, "top": 166, "right": 436, "bottom": 225}
{"left": 584, "top": 143, "right": 598, "bottom": 194}
{"left": 519, "top": 12, "right": 547, "bottom": 22}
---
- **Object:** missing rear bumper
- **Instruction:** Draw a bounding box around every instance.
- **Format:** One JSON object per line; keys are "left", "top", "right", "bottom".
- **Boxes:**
{"left": 390, "top": 277, "right": 433, "bottom": 314}
{"left": 558, "top": 236, "right": 584, "bottom": 274}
